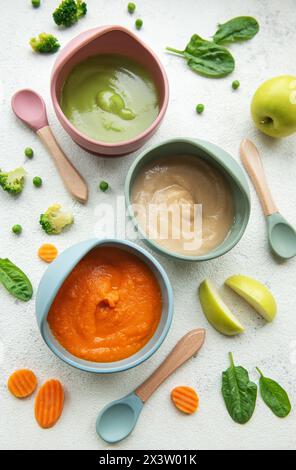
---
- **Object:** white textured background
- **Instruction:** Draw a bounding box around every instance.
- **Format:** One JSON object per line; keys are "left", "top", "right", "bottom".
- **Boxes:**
{"left": 1, "top": 0, "right": 296, "bottom": 450}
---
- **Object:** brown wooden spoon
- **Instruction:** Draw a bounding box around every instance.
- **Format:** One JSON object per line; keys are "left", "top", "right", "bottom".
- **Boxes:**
{"left": 240, "top": 138, "right": 296, "bottom": 259}
{"left": 11, "top": 89, "right": 88, "bottom": 203}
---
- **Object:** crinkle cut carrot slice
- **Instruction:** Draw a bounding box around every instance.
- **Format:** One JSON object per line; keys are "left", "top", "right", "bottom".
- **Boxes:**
{"left": 35, "top": 379, "right": 64, "bottom": 428}
{"left": 171, "top": 386, "right": 199, "bottom": 414}
{"left": 38, "top": 244, "right": 58, "bottom": 263}
{"left": 7, "top": 369, "right": 37, "bottom": 398}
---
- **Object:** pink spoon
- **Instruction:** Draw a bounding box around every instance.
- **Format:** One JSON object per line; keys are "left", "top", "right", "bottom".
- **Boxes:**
{"left": 12, "top": 89, "right": 88, "bottom": 203}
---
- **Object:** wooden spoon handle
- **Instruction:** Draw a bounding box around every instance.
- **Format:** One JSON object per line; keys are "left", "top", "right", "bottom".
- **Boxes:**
{"left": 37, "top": 126, "right": 88, "bottom": 203}
{"left": 135, "top": 329, "right": 205, "bottom": 403}
{"left": 240, "top": 139, "right": 277, "bottom": 216}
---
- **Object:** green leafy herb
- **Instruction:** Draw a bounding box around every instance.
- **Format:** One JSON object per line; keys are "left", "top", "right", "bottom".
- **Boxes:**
{"left": 222, "top": 352, "right": 257, "bottom": 424}
{"left": 0, "top": 258, "right": 33, "bottom": 301}
{"left": 166, "top": 35, "right": 235, "bottom": 78}
{"left": 213, "top": 16, "right": 259, "bottom": 45}
{"left": 166, "top": 17, "right": 259, "bottom": 80}
{"left": 256, "top": 368, "right": 291, "bottom": 418}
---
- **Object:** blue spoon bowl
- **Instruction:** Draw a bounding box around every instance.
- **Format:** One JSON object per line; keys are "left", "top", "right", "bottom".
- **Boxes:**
{"left": 96, "top": 393, "right": 143, "bottom": 443}
{"left": 267, "top": 213, "right": 296, "bottom": 260}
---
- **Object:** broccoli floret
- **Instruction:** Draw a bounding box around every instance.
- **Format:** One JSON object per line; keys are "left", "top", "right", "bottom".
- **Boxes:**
{"left": 53, "top": 0, "right": 87, "bottom": 27}
{"left": 76, "top": 0, "right": 87, "bottom": 17}
{"left": 30, "top": 33, "right": 60, "bottom": 53}
{"left": 40, "top": 204, "right": 74, "bottom": 234}
{"left": 0, "top": 168, "right": 26, "bottom": 195}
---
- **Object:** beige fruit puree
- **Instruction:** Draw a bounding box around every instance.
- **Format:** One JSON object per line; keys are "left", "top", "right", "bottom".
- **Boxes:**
{"left": 131, "top": 155, "right": 234, "bottom": 256}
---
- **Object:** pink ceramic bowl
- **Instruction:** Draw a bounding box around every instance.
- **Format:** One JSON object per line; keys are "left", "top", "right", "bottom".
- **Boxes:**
{"left": 51, "top": 26, "right": 169, "bottom": 157}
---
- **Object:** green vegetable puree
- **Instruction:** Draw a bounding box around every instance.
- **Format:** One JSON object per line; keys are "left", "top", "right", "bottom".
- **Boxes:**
{"left": 61, "top": 54, "right": 159, "bottom": 143}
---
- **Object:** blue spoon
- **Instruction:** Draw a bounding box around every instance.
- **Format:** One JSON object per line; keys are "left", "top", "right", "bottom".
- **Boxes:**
{"left": 96, "top": 329, "right": 206, "bottom": 443}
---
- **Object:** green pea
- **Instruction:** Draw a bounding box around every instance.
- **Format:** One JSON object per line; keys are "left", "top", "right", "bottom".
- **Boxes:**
{"left": 99, "top": 181, "right": 109, "bottom": 192}
{"left": 196, "top": 103, "right": 205, "bottom": 114}
{"left": 25, "top": 147, "right": 34, "bottom": 158}
{"left": 33, "top": 176, "right": 42, "bottom": 187}
{"left": 232, "top": 80, "right": 240, "bottom": 90}
{"left": 12, "top": 224, "right": 22, "bottom": 235}
{"left": 128, "top": 2, "right": 136, "bottom": 14}
{"left": 32, "top": 0, "right": 41, "bottom": 7}
{"left": 135, "top": 18, "right": 143, "bottom": 30}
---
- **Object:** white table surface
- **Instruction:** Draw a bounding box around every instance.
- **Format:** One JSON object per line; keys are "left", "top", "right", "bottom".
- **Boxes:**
{"left": 1, "top": 0, "right": 296, "bottom": 450}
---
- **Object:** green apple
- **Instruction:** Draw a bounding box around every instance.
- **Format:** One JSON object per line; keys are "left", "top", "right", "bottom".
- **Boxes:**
{"left": 199, "top": 279, "right": 244, "bottom": 336}
{"left": 225, "top": 275, "right": 277, "bottom": 322}
{"left": 251, "top": 75, "right": 296, "bottom": 137}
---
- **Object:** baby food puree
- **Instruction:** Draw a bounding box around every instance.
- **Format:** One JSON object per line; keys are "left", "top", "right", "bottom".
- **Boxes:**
{"left": 47, "top": 247, "right": 162, "bottom": 362}
{"left": 61, "top": 55, "right": 159, "bottom": 143}
{"left": 132, "top": 155, "right": 234, "bottom": 256}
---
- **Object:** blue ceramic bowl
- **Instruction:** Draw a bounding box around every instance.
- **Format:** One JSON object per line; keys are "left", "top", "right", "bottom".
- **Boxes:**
{"left": 125, "top": 138, "right": 250, "bottom": 261}
{"left": 36, "top": 239, "right": 173, "bottom": 374}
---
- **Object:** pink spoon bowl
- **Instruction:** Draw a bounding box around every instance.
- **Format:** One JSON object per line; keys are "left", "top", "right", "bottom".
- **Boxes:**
{"left": 51, "top": 25, "right": 169, "bottom": 157}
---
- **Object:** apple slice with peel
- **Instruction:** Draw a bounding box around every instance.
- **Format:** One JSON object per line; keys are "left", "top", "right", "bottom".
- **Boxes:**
{"left": 199, "top": 280, "right": 244, "bottom": 336}
{"left": 225, "top": 275, "right": 277, "bottom": 322}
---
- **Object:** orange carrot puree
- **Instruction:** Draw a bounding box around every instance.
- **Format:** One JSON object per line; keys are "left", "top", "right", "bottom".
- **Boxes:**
{"left": 47, "top": 247, "right": 162, "bottom": 362}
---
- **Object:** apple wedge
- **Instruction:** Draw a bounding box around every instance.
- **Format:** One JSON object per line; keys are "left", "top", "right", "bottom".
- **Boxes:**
{"left": 199, "top": 279, "right": 244, "bottom": 336}
{"left": 225, "top": 275, "right": 277, "bottom": 322}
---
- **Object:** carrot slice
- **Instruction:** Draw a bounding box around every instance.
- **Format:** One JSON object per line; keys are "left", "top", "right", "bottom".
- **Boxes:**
{"left": 7, "top": 369, "right": 37, "bottom": 398}
{"left": 38, "top": 244, "right": 58, "bottom": 263}
{"left": 35, "top": 379, "right": 64, "bottom": 428}
{"left": 171, "top": 386, "right": 199, "bottom": 414}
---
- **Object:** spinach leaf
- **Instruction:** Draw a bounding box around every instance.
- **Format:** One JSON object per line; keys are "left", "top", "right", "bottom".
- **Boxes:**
{"left": 222, "top": 352, "right": 257, "bottom": 424}
{"left": 213, "top": 16, "right": 259, "bottom": 45}
{"left": 257, "top": 368, "right": 291, "bottom": 418}
{"left": 0, "top": 258, "right": 33, "bottom": 301}
{"left": 166, "top": 35, "right": 235, "bottom": 78}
